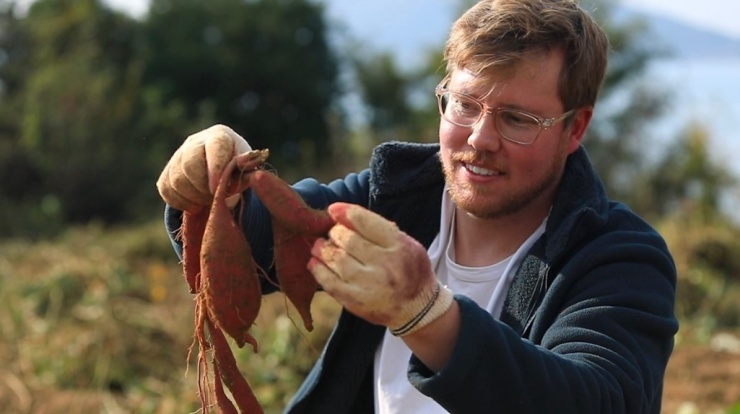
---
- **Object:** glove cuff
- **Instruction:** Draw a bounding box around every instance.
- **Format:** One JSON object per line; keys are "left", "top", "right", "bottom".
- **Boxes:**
{"left": 389, "top": 282, "right": 454, "bottom": 337}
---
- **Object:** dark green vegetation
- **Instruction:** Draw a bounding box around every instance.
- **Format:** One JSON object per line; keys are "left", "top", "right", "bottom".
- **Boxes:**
{"left": 0, "top": 0, "right": 340, "bottom": 237}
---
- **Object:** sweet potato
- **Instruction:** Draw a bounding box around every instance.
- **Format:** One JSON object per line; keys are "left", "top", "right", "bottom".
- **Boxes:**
{"left": 271, "top": 224, "right": 321, "bottom": 331}
{"left": 182, "top": 209, "right": 208, "bottom": 293}
{"left": 249, "top": 169, "right": 335, "bottom": 331}
{"left": 249, "top": 169, "right": 334, "bottom": 236}
{"left": 207, "top": 317, "right": 264, "bottom": 414}
{"left": 175, "top": 147, "right": 271, "bottom": 413}
{"left": 177, "top": 147, "right": 341, "bottom": 412}
{"left": 213, "top": 363, "right": 239, "bottom": 414}
{"left": 191, "top": 298, "right": 212, "bottom": 412}
{"left": 201, "top": 156, "right": 261, "bottom": 350}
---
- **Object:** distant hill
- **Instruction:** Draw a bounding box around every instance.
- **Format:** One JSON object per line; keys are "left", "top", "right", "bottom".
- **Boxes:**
{"left": 614, "top": 7, "right": 740, "bottom": 59}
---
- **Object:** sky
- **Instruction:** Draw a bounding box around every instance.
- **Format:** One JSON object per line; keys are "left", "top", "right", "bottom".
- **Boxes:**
{"left": 97, "top": 0, "right": 740, "bottom": 40}
{"left": 619, "top": 0, "right": 740, "bottom": 39}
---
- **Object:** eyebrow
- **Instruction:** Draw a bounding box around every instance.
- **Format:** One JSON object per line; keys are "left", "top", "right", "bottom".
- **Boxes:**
{"left": 448, "top": 86, "right": 543, "bottom": 116}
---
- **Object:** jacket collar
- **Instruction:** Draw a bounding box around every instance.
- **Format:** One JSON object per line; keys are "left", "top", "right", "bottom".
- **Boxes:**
{"left": 543, "top": 145, "right": 610, "bottom": 261}
{"left": 500, "top": 145, "right": 611, "bottom": 335}
{"left": 369, "top": 142, "right": 610, "bottom": 263}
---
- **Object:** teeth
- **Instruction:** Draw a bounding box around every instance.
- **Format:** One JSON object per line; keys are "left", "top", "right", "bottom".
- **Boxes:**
{"left": 466, "top": 164, "right": 498, "bottom": 176}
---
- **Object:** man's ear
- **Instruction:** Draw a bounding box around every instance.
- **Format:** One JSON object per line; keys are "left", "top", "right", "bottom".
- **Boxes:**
{"left": 565, "top": 106, "right": 593, "bottom": 154}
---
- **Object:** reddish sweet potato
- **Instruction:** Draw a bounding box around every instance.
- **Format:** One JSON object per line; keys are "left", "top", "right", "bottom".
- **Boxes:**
{"left": 249, "top": 169, "right": 335, "bottom": 331}
{"left": 213, "top": 363, "right": 239, "bottom": 414}
{"left": 191, "top": 299, "right": 212, "bottom": 412}
{"left": 178, "top": 149, "right": 267, "bottom": 295}
{"left": 177, "top": 148, "right": 341, "bottom": 413}
{"left": 201, "top": 157, "right": 261, "bottom": 350}
{"left": 182, "top": 209, "right": 208, "bottom": 293}
{"left": 250, "top": 169, "right": 334, "bottom": 236}
{"left": 176, "top": 148, "right": 272, "bottom": 414}
{"left": 271, "top": 224, "right": 321, "bottom": 331}
{"left": 207, "top": 317, "right": 264, "bottom": 414}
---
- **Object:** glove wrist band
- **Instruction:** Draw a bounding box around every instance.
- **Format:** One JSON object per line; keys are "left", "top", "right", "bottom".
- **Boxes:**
{"left": 390, "top": 282, "right": 454, "bottom": 337}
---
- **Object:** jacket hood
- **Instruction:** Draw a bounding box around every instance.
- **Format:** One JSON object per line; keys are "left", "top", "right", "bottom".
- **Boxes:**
{"left": 544, "top": 146, "right": 611, "bottom": 261}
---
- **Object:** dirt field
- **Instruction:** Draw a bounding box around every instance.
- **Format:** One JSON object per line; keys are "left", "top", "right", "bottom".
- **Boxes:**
{"left": 662, "top": 332, "right": 740, "bottom": 414}
{"left": 1, "top": 341, "right": 738, "bottom": 414}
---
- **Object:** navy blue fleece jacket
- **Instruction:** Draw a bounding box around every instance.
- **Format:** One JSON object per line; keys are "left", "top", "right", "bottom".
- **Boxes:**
{"left": 164, "top": 142, "right": 678, "bottom": 413}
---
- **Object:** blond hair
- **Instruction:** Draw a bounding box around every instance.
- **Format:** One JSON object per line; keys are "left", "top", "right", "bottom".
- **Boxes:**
{"left": 444, "top": 0, "right": 609, "bottom": 109}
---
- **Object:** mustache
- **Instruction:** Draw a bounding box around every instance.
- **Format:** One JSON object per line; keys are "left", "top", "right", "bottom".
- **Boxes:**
{"left": 450, "top": 150, "right": 481, "bottom": 164}
{"left": 450, "top": 150, "right": 500, "bottom": 169}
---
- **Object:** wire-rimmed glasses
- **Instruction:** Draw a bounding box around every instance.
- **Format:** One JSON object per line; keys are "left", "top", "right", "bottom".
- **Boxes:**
{"left": 435, "top": 79, "right": 575, "bottom": 145}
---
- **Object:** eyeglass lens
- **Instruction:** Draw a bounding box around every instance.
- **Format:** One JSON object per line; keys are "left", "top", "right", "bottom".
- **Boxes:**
{"left": 439, "top": 91, "right": 541, "bottom": 144}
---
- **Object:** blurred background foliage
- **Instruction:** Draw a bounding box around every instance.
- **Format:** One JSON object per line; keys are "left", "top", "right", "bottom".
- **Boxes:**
{"left": 0, "top": 0, "right": 738, "bottom": 412}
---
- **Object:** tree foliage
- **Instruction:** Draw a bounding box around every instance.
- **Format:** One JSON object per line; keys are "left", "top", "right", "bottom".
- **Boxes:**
{"left": 580, "top": 0, "right": 671, "bottom": 206}
{"left": 635, "top": 125, "right": 736, "bottom": 219}
{"left": 0, "top": 0, "right": 342, "bottom": 238}
{"left": 141, "top": 0, "right": 340, "bottom": 166}
{"left": 0, "top": 0, "right": 737, "bottom": 243}
{"left": 0, "top": 0, "right": 146, "bottom": 234}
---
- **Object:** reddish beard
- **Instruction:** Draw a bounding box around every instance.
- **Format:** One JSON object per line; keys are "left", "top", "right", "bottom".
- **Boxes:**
{"left": 442, "top": 149, "right": 559, "bottom": 220}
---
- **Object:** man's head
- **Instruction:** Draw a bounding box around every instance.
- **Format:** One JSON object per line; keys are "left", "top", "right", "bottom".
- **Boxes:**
{"left": 436, "top": 0, "right": 609, "bottom": 224}
{"left": 444, "top": 0, "right": 609, "bottom": 111}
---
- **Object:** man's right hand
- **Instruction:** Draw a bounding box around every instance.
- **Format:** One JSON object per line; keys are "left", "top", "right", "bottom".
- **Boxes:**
{"left": 156, "top": 124, "right": 252, "bottom": 212}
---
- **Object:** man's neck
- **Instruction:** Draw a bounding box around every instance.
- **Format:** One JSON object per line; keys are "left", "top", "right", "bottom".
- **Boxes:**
{"left": 452, "top": 206, "right": 548, "bottom": 267}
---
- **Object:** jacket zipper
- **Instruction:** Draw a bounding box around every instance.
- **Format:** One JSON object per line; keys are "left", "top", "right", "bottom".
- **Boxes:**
{"left": 521, "top": 265, "right": 550, "bottom": 336}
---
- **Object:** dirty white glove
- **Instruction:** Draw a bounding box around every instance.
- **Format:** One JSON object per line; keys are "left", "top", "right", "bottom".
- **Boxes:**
{"left": 309, "top": 202, "right": 454, "bottom": 336}
{"left": 156, "top": 124, "right": 253, "bottom": 211}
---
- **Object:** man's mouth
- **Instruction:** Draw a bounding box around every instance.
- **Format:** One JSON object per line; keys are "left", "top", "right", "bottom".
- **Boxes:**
{"left": 464, "top": 163, "right": 500, "bottom": 176}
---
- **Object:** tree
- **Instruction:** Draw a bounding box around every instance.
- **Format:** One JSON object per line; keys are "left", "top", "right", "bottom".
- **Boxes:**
{"left": 579, "top": 0, "right": 673, "bottom": 207}
{"left": 637, "top": 125, "right": 736, "bottom": 219}
{"left": 0, "top": 0, "right": 345, "bottom": 237}
{"left": 0, "top": 0, "right": 150, "bottom": 236}
{"left": 141, "top": 0, "right": 341, "bottom": 171}
{"left": 353, "top": 52, "right": 414, "bottom": 134}
{"left": 654, "top": 127, "right": 740, "bottom": 327}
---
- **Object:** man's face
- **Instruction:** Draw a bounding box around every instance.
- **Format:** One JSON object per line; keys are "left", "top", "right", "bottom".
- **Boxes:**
{"left": 439, "top": 49, "right": 583, "bottom": 221}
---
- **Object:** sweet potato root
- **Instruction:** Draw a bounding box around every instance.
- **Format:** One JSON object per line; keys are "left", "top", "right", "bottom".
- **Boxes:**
{"left": 207, "top": 317, "right": 264, "bottom": 414}
{"left": 182, "top": 209, "right": 208, "bottom": 293}
{"left": 271, "top": 224, "right": 321, "bottom": 331}
{"left": 250, "top": 169, "right": 334, "bottom": 236}
{"left": 174, "top": 146, "right": 339, "bottom": 413}
{"left": 179, "top": 148, "right": 268, "bottom": 295}
{"left": 213, "top": 363, "right": 239, "bottom": 414}
{"left": 249, "top": 169, "right": 334, "bottom": 331}
{"left": 201, "top": 156, "right": 261, "bottom": 350}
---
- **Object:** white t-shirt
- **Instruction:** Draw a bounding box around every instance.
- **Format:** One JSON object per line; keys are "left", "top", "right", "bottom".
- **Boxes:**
{"left": 373, "top": 188, "right": 547, "bottom": 413}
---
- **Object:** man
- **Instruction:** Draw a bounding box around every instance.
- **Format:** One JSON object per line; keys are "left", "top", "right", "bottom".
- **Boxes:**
{"left": 158, "top": 0, "right": 678, "bottom": 412}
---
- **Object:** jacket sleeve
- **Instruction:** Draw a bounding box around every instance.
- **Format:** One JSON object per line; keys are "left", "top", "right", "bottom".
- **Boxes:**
{"left": 163, "top": 169, "right": 372, "bottom": 293}
{"left": 408, "top": 232, "right": 678, "bottom": 414}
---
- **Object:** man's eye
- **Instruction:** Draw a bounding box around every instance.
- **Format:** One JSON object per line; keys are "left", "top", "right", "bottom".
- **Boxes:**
{"left": 500, "top": 111, "right": 538, "bottom": 128}
{"left": 451, "top": 95, "right": 478, "bottom": 114}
